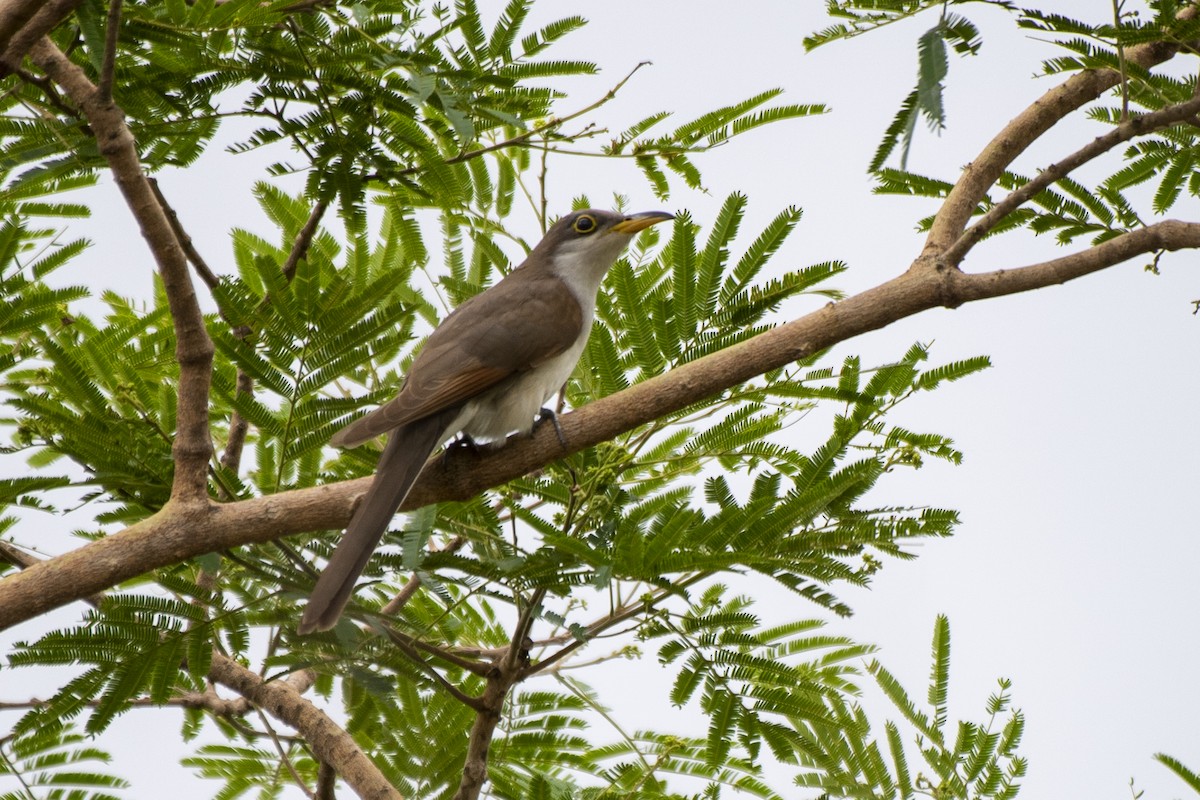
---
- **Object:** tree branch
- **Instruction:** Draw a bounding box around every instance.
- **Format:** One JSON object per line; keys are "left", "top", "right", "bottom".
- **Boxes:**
{"left": 944, "top": 93, "right": 1200, "bottom": 264}
{"left": 221, "top": 198, "right": 328, "bottom": 481}
{"left": 3, "top": 217, "right": 1200, "bottom": 632}
{"left": 208, "top": 651, "right": 402, "bottom": 800}
{"left": 148, "top": 176, "right": 220, "bottom": 291}
{"left": 29, "top": 38, "right": 216, "bottom": 502}
{"left": 254, "top": 708, "right": 313, "bottom": 798}
{"left": 0, "top": 0, "right": 48, "bottom": 53}
{"left": 0, "top": 0, "right": 80, "bottom": 74}
{"left": 379, "top": 629, "right": 487, "bottom": 709}
{"left": 96, "top": 0, "right": 119, "bottom": 102}
{"left": 523, "top": 598, "right": 650, "bottom": 678}
{"left": 382, "top": 60, "right": 651, "bottom": 181}
{"left": 924, "top": 4, "right": 1199, "bottom": 255}
{"left": 281, "top": 198, "right": 329, "bottom": 281}
{"left": 379, "top": 535, "right": 466, "bottom": 616}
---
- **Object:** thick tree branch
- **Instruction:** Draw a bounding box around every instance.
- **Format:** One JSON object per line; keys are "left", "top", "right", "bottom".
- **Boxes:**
{"left": 924, "top": 4, "right": 1199, "bottom": 255}
{"left": 29, "top": 38, "right": 215, "bottom": 501}
{"left": 3, "top": 219, "right": 1200, "bottom": 632}
{"left": 0, "top": 0, "right": 46, "bottom": 53}
{"left": 0, "top": 538, "right": 104, "bottom": 607}
{"left": 209, "top": 652, "right": 402, "bottom": 800}
{"left": 0, "top": 0, "right": 79, "bottom": 73}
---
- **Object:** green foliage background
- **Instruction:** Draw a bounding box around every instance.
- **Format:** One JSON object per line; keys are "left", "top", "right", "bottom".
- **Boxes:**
{"left": 1, "top": 0, "right": 1198, "bottom": 798}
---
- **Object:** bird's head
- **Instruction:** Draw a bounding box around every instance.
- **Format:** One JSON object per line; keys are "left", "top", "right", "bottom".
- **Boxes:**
{"left": 531, "top": 208, "right": 674, "bottom": 296}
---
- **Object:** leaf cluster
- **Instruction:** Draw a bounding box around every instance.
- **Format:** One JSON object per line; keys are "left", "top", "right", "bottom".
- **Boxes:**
{"left": 830, "top": 0, "right": 1200, "bottom": 248}
{"left": 1, "top": 183, "right": 989, "bottom": 796}
{"left": 794, "top": 616, "right": 1028, "bottom": 800}
{"left": 0, "top": 3, "right": 1017, "bottom": 797}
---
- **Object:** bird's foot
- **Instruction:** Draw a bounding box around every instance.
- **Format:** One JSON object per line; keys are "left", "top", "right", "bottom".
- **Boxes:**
{"left": 534, "top": 407, "right": 568, "bottom": 451}
{"left": 441, "top": 432, "right": 482, "bottom": 464}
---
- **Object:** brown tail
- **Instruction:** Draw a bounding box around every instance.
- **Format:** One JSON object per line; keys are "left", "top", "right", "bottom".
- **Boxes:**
{"left": 298, "top": 412, "right": 453, "bottom": 634}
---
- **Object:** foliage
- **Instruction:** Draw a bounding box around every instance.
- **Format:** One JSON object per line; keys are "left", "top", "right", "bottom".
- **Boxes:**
{"left": 792, "top": 616, "right": 1027, "bottom": 799}
{"left": 0, "top": 0, "right": 989, "bottom": 794}
{"left": 0, "top": 0, "right": 1195, "bottom": 798}
{"left": 0, "top": 177, "right": 984, "bottom": 795}
{"left": 0, "top": 723, "right": 128, "bottom": 800}
{"left": 819, "top": 0, "right": 1200, "bottom": 246}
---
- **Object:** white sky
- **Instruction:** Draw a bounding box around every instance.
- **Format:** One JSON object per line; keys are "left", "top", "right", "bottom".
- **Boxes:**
{"left": 4, "top": 1, "right": 1199, "bottom": 798}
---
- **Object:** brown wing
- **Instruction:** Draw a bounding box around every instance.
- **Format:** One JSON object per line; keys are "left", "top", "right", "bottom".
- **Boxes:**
{"left": 331, "top": 269, "right": 584, "bottom": 448}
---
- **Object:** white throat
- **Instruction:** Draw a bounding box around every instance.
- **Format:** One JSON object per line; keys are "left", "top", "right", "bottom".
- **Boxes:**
{"left": 548, "top": 234, "right": 633, "bottom": 318}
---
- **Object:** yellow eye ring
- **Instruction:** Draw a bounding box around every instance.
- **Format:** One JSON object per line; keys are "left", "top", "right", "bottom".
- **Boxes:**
{"left": 572, "top": 214, "right": 597, "bottom": 234}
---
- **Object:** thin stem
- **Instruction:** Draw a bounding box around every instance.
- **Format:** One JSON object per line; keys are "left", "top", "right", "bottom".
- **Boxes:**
{"left": 381, "top": 628, "right": 486, "bottom": 709}
{"left": 254, "top": 709, "right": 315, "bottom": 799}
{"left": 147, "top": 177, "right": 220, "bottom": 291}
{"left": 97, "top": 0, "right": 121, "bottom": 102}
{"left": 0, "top": 742, "right": 36, "bottom": 799}
{"left": 384, "top": 60, "right": 651, "bottom": 182}
{"left": 1112, "top": 0, "right": 1130, "bottom": 122}
{"left": 380, "top": 535, "right": 467, "bottom": 616}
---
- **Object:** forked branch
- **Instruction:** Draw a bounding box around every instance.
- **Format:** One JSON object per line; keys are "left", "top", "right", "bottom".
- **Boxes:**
{"left": 924, "top": 4, "right": 1200, "bottom": 254}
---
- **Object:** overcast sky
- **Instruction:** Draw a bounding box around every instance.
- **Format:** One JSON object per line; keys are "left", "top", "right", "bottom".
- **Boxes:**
{"left": 4, "top": 2, "right": 1199, "bottom": 798}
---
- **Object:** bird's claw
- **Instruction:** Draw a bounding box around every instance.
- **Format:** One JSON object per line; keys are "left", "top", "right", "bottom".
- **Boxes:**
{"left": 534, "top": 407, "right": 568, "bottom": 451}
{"left": 441, "top": 432, "right": 482, "bottom": 465}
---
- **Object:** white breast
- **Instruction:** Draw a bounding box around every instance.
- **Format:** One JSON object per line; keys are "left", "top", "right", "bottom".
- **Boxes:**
{"left": 456, "top": 329, "right": 589, "bottom": 442}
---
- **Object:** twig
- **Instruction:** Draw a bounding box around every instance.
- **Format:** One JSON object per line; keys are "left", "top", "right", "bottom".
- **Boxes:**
{"left": 524, "top": 597, "right": 650, "bottom": 677}
{"left": 13, "top": 65, "right": 81, "bottom": 120}
{"left": 219, "top": 369, "right": 254, "bottom": 482}
{"left": 1112, "top": 0, "right": 1130, "bottom": 122}
{"left": 97, "top": 0, "right": 121, "bottom": 102}
{"left": 381, "top": 627, "right": 486, "bottom": 709}
{"left": 223, "top": 198, "right": 328, "bottom": 481}
{"left": 385, "top": 60, "right": 652, "bottom": 181}
{"left": 280, "top": 198, "right": 329, "bottom": 282}
{"left": 379, "top": 535, "right": 467, "bottom": 616}
{"left": 254, "top": 708, "right": 315, "bottom": 799}
{"left": 147, "top": 177, "right": 220, "bottom": 290}
{"left": 507, "top": 586, "right": 545, "bottom": 672}
{"left": 386, "top": 625, "right": 491, "bottom": 676}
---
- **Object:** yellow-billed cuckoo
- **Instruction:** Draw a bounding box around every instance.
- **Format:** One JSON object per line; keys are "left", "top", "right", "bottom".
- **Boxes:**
{"left": 299, "top": 208, "right": 674, "bottom": 633}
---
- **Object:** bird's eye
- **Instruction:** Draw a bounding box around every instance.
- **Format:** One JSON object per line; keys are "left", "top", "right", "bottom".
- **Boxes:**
{"left": 573, "top": 214, "right": 597, "bottom": 234}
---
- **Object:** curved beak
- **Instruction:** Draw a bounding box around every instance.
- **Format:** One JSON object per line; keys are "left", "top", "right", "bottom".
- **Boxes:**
{"left": 611, "top": 210, "right": 674, "bottom": 234}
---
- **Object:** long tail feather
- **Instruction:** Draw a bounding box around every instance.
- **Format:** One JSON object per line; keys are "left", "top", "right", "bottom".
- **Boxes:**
{"left": 298, "top": 412, "right": 453, "bottom": 634}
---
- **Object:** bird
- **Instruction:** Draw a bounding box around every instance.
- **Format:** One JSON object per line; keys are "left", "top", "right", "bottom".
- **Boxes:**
{"left": 298, "top": 208, "right": 675, "bottom": 634}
